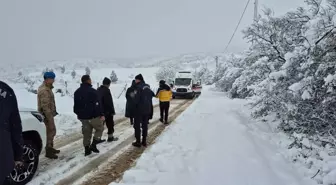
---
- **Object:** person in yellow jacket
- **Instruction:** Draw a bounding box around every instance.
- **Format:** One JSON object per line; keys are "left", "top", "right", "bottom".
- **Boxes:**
{"left": 155, "top": 80, "right": 172, "bottom": 124}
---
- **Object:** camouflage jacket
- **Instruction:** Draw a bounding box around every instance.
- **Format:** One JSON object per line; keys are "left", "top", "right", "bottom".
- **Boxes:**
{"left": 37, "top": 82, "right": 56, "bottom": 117}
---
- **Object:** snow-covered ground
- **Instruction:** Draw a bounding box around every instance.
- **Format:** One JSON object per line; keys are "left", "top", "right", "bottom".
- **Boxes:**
{"left": 110, "top": 86, "right": 317, "bottom": 185}
{"left": 7, "top": 67, "right": 159, "bottom": 136}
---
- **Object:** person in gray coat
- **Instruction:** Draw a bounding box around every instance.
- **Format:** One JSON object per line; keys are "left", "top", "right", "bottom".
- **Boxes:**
{"left": 0, "top": 81, "right": 23, "bottom": 184}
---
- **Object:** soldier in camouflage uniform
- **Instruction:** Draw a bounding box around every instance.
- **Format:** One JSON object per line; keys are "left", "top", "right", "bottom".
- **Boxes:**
{"left": 37, "top": 72, "right": 59, "bottom": 159}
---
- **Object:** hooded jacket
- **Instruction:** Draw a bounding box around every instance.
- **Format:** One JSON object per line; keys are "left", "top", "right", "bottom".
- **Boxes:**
{"left": 97, "top": 85, "right": 115, "bottom": 116}
{"left": 133, "top": 81, "right": 154, "bottom": 118}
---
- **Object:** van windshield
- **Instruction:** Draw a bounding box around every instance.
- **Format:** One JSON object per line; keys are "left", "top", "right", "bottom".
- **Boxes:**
{"left": 175, "top": 78, "right": 191, "bottom": 86}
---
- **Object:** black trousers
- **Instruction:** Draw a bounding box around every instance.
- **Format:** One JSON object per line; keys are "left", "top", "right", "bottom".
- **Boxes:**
{"left": 134, "top": 115, "right": 149, "bottom": 142}
{"left": 130, "top": 117, "right": 134, "bottom": 125}
{"left": 159, "top": 101, "right": 170, "bottom": 122}
{"left": 105, "top": 115, "right": 115, "bottom": 136}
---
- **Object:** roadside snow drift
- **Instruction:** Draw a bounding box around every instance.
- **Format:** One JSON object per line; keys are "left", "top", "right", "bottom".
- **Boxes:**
{"left": 110, "top": 87, "right": 317, "bottom": 185}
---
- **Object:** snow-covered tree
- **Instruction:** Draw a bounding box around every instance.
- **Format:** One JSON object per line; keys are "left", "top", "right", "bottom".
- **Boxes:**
{"left": 60, "top": 65, "right": 65, "bottom": 74}
{"left": 71, "top": 70, "right": 76, "bottom": 79}
{"left": 85, "top": 67, "right": 91, "bottom": 75}
{"left": 193, "top": 65, "right": 214, "bottom": 85}
{"left": 156, "top": 63, "right": 179, "bottom": 83}
{"left": 110, "top": 70, "right": 118, "bottom": 83}
{"left": 42, "top": 67, "right": 54, "bottom": 76}
{"left": 208, "top": 1, "right": 336, "bottom": 182}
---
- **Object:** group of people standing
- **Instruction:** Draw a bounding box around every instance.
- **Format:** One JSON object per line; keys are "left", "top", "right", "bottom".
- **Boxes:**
{"left": 0, "top": 70, "right": 173, "bottom": 184}
{"left": 40, "top": 72, "right": 174, "bottom": 158}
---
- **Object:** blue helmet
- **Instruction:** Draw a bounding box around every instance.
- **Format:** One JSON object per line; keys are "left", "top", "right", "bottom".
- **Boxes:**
{"left": 44, "top": 71, "right": 56, "bottom": 79}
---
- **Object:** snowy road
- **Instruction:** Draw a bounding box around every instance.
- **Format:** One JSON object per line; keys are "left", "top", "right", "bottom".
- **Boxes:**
{"left": 27, "top": 99, "right": 191, "bottom": 185}
{"left": 109, "top": 88, "right": 316, "bottom": 185}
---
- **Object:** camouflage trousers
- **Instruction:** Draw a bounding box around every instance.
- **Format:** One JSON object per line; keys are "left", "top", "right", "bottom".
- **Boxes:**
{"left": 80, "top": 117, "right": 104, "bottom": 147}
{"left": 44, "top": 117, "right": 56, "bottom": 148}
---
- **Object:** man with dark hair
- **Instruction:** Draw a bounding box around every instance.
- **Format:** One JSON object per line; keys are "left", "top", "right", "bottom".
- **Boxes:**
{"left": 132, "top": 74, "right": 155, "bottom": 147}
{"left": 0, "top": 81, "right": 23, "bottom": 184}
{"left": 156, "top": 80, "right": 172, "bottom": 124}
{"left": 97, "top": 77, "right": 118, "bottom": 142}
{"left": 74, "top": 75, "right": 105, "bottom": 156}
{"left": 37, "top": 71, "right": 59, "bottom": 159}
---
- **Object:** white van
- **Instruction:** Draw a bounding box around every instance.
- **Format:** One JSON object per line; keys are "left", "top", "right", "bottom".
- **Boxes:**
{"left": 172, "top": 71, "right": 202, "bottom": 99}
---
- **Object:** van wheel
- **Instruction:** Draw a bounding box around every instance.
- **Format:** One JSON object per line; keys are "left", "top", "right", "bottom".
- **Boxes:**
{"left": 9, "top": 140, "right": 39, "bottom": 185}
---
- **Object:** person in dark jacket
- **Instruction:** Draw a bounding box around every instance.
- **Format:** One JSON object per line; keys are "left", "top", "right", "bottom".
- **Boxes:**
{"left": 0, "top": 81, "right": 23, "bottom": 184}
{"left": 73, "top": 75, "right": 105, "bottom": 156}
{"left": 132, "top": 74, "right": 155, "bottom": 147}
{"left": 97, "top": 77, "right": 118, "bottom": 142}
{"left": 156, "top": 80, "right": 172, "bottom": 124}
{"left": 125, "top": 80, "right": 137, "bottom": 125}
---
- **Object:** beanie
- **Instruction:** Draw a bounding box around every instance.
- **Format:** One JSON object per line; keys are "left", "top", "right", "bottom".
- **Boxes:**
{"left": 44, "top": 72, "right": 56, "bottom": 80}
{"left": 81, "top": 75, "right": 91, "bottom": 83}
{"left": 102, "top": 77, "right": 111, "bottom": 85}
{"left": 159, "top": 80, "right": 165, "bottom": 85}
{"left": 135, "top": 74, "right": 144, "bottom": 81}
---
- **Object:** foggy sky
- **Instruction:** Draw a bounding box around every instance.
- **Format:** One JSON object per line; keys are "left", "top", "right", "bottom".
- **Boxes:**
{"left": 0, "top": 0, "right": 304, "bottom": 64}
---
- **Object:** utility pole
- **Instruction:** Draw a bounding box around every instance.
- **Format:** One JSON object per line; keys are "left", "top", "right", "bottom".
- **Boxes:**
{"left": 215, "top": 56, "right": 219, "bottom": 69}
{"left": 252, "top": 0, "right": 258, "bottom": 45}
{"left": 254, "top": 0, "right": 258, "bottom": 22}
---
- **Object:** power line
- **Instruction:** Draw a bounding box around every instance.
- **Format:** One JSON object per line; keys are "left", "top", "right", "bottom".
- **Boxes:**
{"left": 224, "top": 0, "right": 251, "bottom": 52}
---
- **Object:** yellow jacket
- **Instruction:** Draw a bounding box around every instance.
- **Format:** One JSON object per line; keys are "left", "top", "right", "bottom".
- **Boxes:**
{"left": 156, "top": 88, "right": 172, "bottom": 102}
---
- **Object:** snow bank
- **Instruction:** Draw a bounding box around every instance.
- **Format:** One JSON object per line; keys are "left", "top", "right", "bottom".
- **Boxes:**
{"left": 111, "top": 87, "right": 315, "bottom": 185}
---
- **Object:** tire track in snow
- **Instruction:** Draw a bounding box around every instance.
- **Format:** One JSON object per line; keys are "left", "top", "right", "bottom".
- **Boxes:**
{"left": 76, "top": 99, "right": 195, "bottom": 185}
{"left": 28, "top": 99, "right": 188, "bottom": 185}
{"left": 39, "top": 100, "right": 184, "bottom": 158}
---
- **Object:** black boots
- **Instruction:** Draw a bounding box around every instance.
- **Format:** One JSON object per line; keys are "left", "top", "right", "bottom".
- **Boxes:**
{"left": 90, "top": 139, "right": 100, "bottom": 153}
{"left": 84, "top": 139, "right": 100, "bottom": 156}
{"left": 107, "top": 136, "right": 119, "bottom": 142}
{"left": 84, "top": 146, "right": 92, "bottom": 156}
{"left": 132, "top": 137, "right": 147, "bottom": 148}
{"left": 142, "top": 138, "right": 147, "bottom": 147}
{"left": 96, "top": 138, "right": 106, "bottom": 145}
{"left": 45, "top": 147, "right": 59, "bottom": 159}
{"left": 132, "top": 141, "right": 142, "bottom": 147}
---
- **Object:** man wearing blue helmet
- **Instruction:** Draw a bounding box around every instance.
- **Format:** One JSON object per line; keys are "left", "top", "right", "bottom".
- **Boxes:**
{"left": 37, "top": 71, "right": 59, "bottom": 159}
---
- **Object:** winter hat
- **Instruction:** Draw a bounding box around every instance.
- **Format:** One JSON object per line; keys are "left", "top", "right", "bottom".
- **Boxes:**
{"left": 131, "top": 80, "right": 136, "bottom": 86}
{"left": 81, "top": 75, "right": 91, "bottom": 83}
{"left": 159, "top": 80, "right": 165, "bottom": 85}
{"left": 102, "top": 77, "right": 111, "bottom": 85}
{"left": 44, "top": 71, "right": 56, "bottom": 80}
{"left": 135, "top": 74, "right": 144, "bottom": 81}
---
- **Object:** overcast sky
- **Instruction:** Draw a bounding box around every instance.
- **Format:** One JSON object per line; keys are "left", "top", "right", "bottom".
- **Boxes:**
{"left": 0, "top": 0, "right": 304, "bottom": 64}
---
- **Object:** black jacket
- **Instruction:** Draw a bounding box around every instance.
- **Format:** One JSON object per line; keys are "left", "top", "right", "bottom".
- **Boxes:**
{"left": 125, "top": 84, "right": 137, "bottom": 118}
{"left": 0, "top": 81, "right": 23, "bottom": 183}
{"left": 134, "top": 82, "right": 155, "bottom": 118}
{"left": 73, "top": 83, "right": 103, "bottom": 120}
{"left": 97, "top": 85, "right": 115, "bottom": 116}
